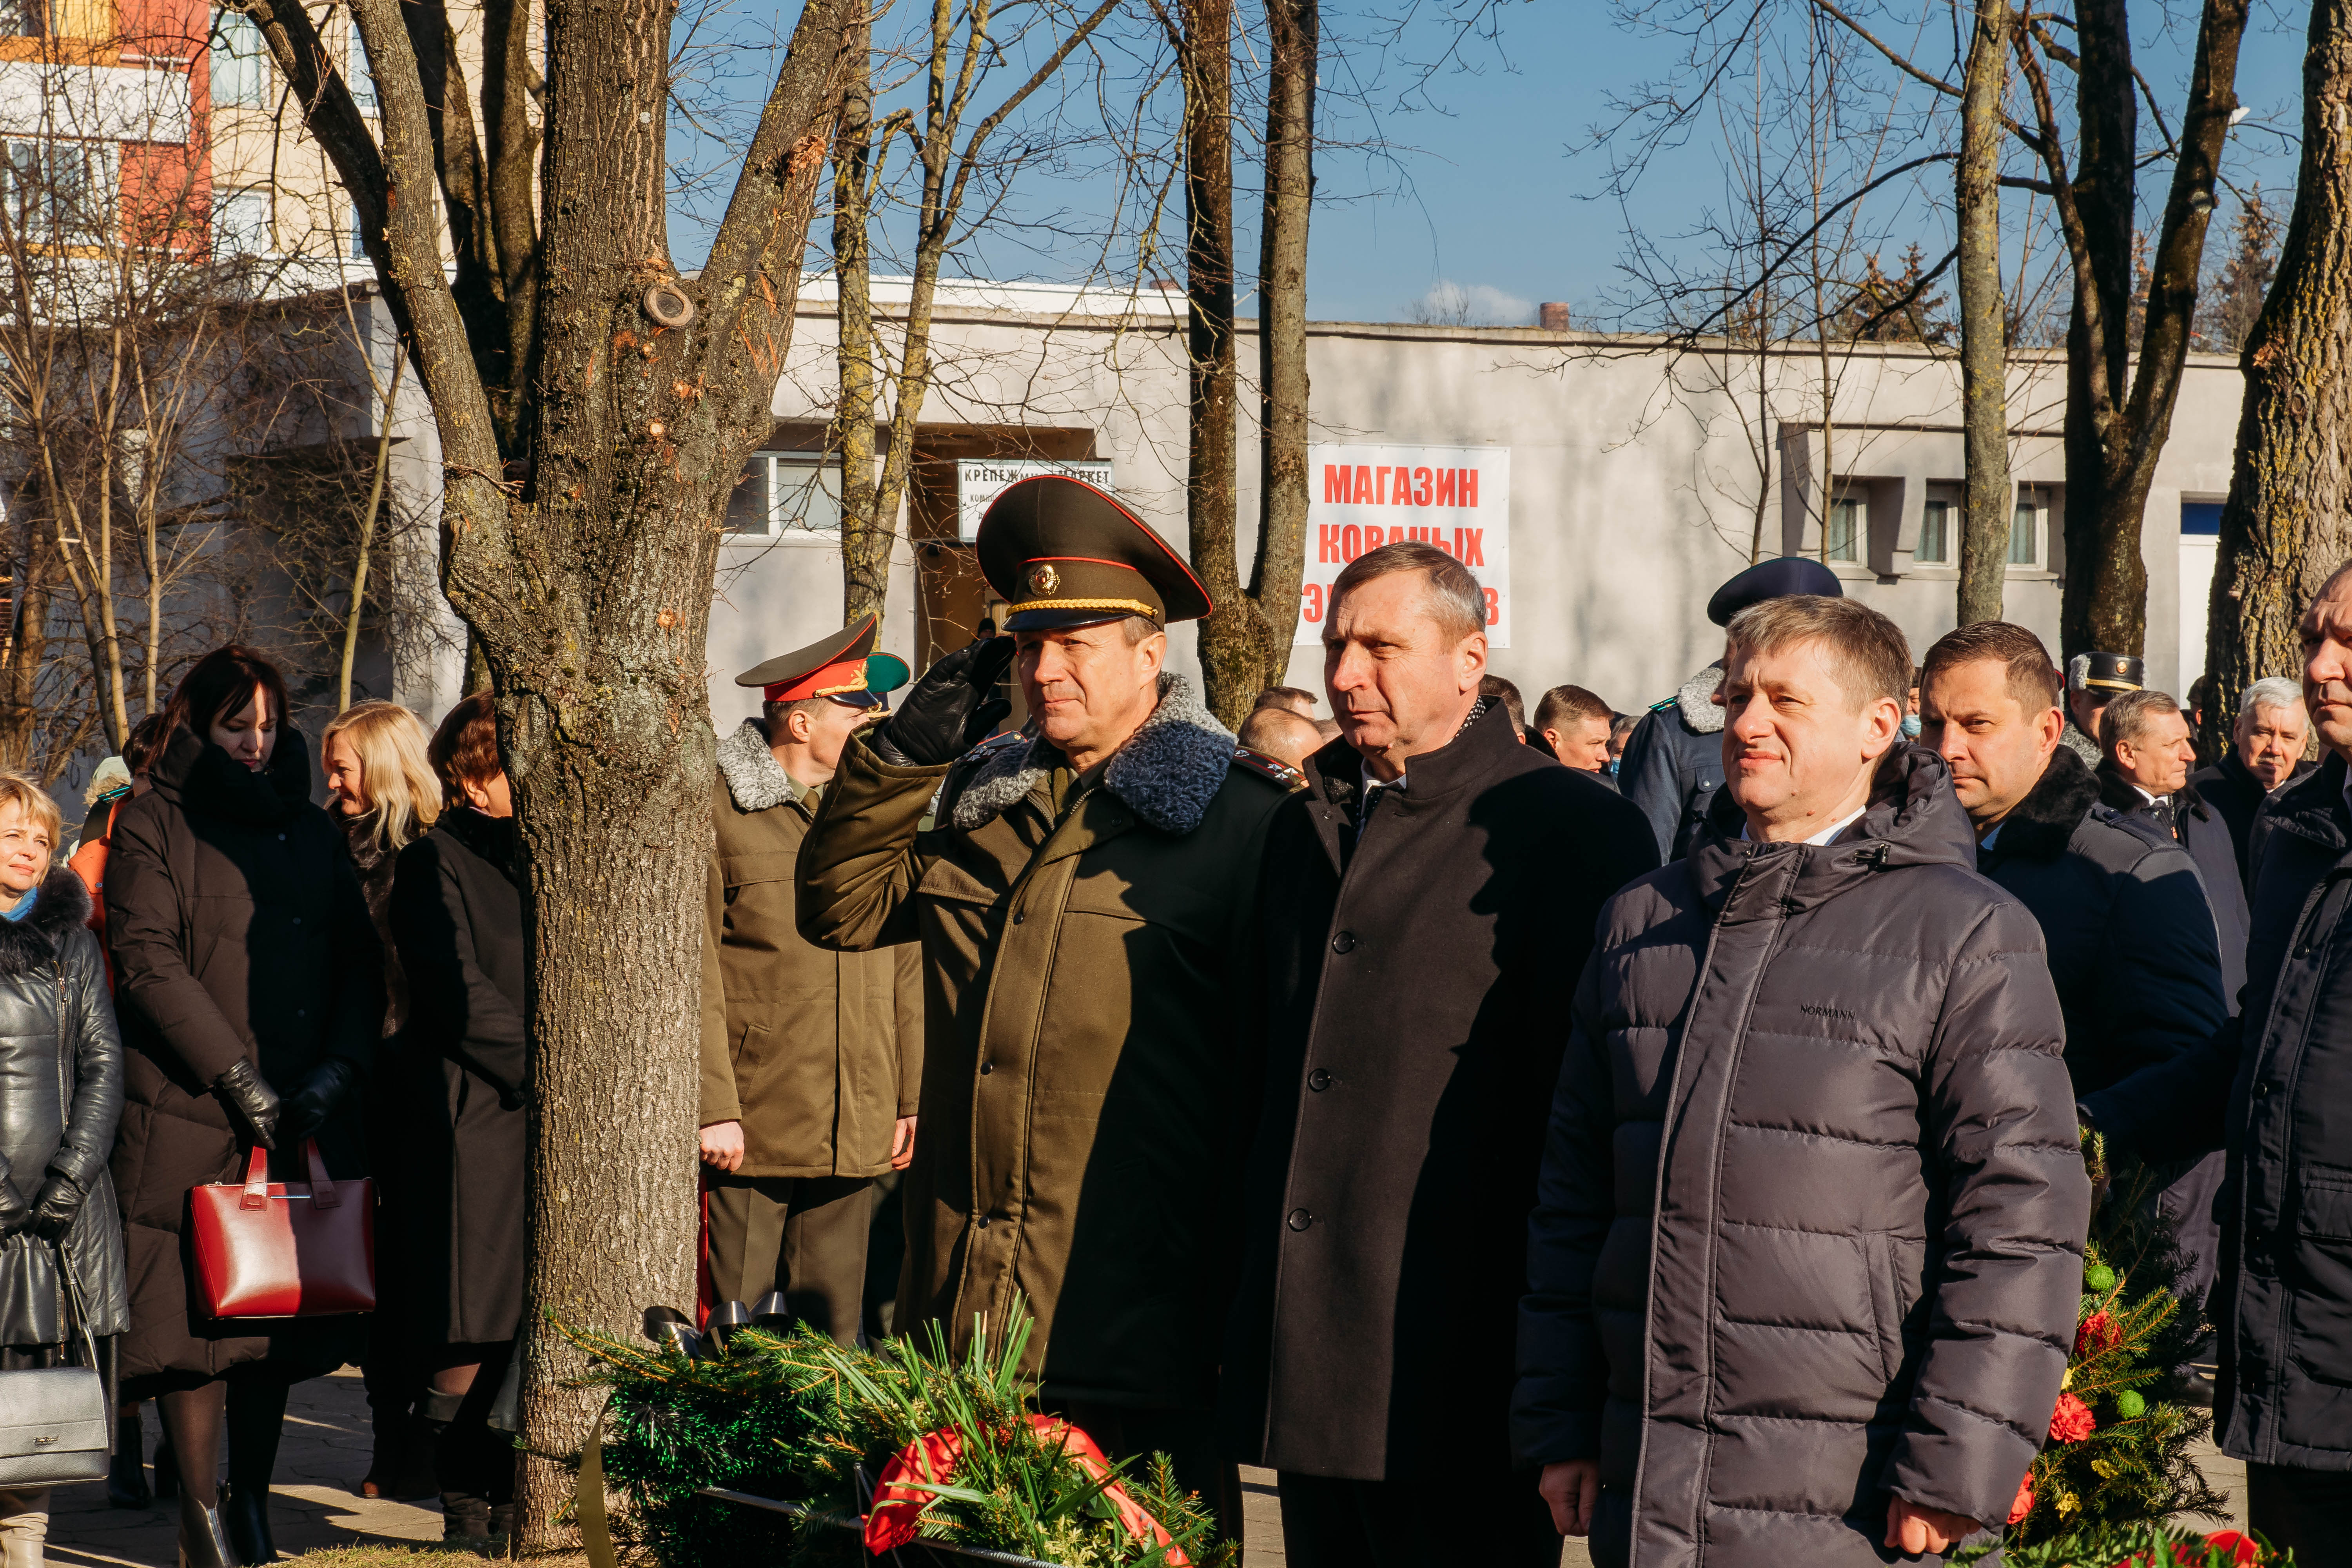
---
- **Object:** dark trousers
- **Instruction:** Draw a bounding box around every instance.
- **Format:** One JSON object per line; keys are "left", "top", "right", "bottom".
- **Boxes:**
{"left": 2250, "top": 1462, "right": 2352, "bottom": 1568}
{"left": 1276, "top": 1468, "right": 1558, "bottom": 1568}
{"left": 1053, "top": 1400, "right": 1240, "bottom": 1551}
{"left": 704, "top": 1172, "right": 872, "bottom": 1343}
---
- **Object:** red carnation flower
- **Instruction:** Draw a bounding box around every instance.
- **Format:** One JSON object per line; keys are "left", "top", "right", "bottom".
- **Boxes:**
{"left": 2006, "top": 1473, "right": 2034, "bottom": 1525}
{"left": 2076, "top": 1310, "right": 2122, "bottom": 1357}
{"left": 2049, "top": 1391, "right": 2096, "bottom": 1443}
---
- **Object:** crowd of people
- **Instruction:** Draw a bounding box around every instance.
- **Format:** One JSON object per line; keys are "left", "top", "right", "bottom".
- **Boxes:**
{"left": 0, "top": 652, "right": 528, "bottom": 1568}
{"left": 0, "top": 465, "right": 2345, "bottom": 1568}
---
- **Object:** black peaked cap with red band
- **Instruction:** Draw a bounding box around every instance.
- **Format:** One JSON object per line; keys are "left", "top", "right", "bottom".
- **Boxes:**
{"left": 736, "top": 613, "right": 889, "bottom": 706}
{"left": 976, "top": 475, "right": 1213, "bottom": 632}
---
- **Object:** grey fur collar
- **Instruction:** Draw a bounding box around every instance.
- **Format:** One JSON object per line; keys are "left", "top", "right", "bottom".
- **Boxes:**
{"left": 717, "top": 719, "right": 805, "bottom": 812}
{"left": 1676, "top": 663, "right": 1726, "bottom": 734}
{"left": 950, "top": 673, "right": 1234, "bottom": 835}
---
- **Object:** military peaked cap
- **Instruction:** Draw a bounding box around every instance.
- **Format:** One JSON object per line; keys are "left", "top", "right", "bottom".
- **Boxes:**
{"left": 735, "top": 613, "right": 911, "bottom": 710}
{"left": 2077, "top": 652, "right": 2145, "bottom": 693}
{"left": 976, "top": 475, "right": 1213, "bottom": 632}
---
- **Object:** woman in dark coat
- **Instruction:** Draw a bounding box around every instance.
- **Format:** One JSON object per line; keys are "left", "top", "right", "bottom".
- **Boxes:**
{"left": 0, "top": 773, "right": 128, "bottom": 1568}
{"left": 106, "top": 646, "right": 381, "bottom": 1568}
{"left": 388, "top": 693, "right": 526, "bottom": 1544}
{"left": 321, "top": 700, "right": 443, "bottom": 1502}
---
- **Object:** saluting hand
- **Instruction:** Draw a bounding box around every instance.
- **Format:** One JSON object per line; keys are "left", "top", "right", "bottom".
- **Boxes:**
{"left": 871, "top": 639, "right": 1016, "bottom": 768}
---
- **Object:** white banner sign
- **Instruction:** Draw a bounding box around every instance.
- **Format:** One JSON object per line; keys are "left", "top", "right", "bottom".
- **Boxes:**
{"left": 1296, "top": 443, "right": 1511, "bottom": 646}
{"left": 957, "top": 459, "right": 1113, "bottom": 542}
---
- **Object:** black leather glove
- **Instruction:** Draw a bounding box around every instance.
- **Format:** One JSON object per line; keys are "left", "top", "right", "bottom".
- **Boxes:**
{"left": 0, "top": 1177, "right": 30, "bottom": 1236}
{"left": 27, "top": 1174, "right": 82, "bottom": 1241}
{"left": 871, "top": 638, "right": 1016, "bottom": 767}
{"left": 277, "top": 1058, "right": 362, "bottom": 1147}
{"left": 214, "top": 1059, "right": 280, "bottom": 1150}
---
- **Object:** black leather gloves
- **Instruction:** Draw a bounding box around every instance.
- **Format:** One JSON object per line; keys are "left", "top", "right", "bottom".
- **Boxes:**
{"left": 27, "top": 1173, "right": 83, "bottom": 1240}
{"left": 214, "top": 1059, "right": 280, "bottom": 1150}
{"left": 871, "top": 638, "right": 1016, "bottom": 768}
{"left": 278, "top": 1058, "right": 361, "bottom": 1147}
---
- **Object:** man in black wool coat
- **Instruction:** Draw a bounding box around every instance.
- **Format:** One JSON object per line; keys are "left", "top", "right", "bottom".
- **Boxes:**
{"left": 1219, "top": 540, "right": 1658, "bottom": 1566}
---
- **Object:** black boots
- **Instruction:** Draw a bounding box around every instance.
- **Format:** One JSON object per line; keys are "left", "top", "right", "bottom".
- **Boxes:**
{"left": 221, "top": 1482, "right": 276, "bottom": 1564}
{"left": 109, "top": 1414, "right": 153, "bottom": 1508}
{"left": 175, "top": 1495, "right": 236, "bottom": 1568}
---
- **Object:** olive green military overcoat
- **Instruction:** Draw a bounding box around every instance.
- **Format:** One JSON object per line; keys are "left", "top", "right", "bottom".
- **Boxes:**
{"left": 796, "top": 675, "right": 1293, "bottom": 1411}
{"left": 701, "top": 719, "right": 922, "bottom": 1179}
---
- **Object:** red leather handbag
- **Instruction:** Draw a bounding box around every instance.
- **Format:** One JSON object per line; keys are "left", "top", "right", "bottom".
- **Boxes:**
{"left": 188, "top": 1139, "right": 376, "bottom": 1319}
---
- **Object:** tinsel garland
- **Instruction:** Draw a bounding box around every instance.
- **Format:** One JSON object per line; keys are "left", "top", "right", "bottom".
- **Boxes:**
{"left": 559, "top": 1304, "right": 1234, "bottom": 1568}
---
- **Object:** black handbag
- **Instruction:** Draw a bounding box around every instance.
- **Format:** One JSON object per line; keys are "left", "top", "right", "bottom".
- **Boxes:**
{"left": 0, "top": 1247, "right": 108, "bottom": 1487}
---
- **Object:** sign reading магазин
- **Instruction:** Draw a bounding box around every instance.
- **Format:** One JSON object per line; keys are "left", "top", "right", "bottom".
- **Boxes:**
{"left": 956, "top": 459, "right": 1115, "bottom": 542}
{"left": 1295, "top": 443, "right": 1510, "bottom": 647}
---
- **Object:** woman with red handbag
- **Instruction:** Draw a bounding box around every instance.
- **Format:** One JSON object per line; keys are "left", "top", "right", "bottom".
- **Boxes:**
{"left": 386, "top": 695, "right": 527, "bottom": 1548}
{"left": 105, "top": 647, "right": 381, "bottom": 1568}
{"left": 0, "top": 771, "right": 128, "bottom": 1568}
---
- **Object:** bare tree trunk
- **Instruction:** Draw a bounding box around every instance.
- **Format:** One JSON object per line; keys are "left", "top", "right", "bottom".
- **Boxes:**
{"left": 2201, "top": 0, "right": 2352, "bottom": 756}
{"left": 1201, "top": 0, "right": 1314, "bottom": 727}
{"left": 1956, "top": 0, "right": 2012, "bottom": 625}
{"left": 1174, "top": 0, "right": 1239, "bottom": 701}
{"left": 2031, "top": 0, "right": 2247, "bottom": 657}
{"left": 339, "top": 345, "right": 408, "bottom": 711}
{"left": 834, "top": 12, "right": 882, "bottom": 626}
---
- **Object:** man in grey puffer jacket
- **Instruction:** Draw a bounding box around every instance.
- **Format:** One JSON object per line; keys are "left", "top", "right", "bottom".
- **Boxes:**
{"left": 1515, "top": 596, "right": 2091, "bottom": 1566}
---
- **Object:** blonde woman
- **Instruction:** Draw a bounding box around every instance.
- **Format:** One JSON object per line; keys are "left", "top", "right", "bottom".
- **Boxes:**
{"left": 319, "top": 699, "right": 443, "bottom": 1502}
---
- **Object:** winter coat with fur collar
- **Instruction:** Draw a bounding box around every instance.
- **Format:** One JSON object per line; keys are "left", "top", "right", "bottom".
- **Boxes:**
{"left": 105, "top": 724, "right": 379, "bottom": 1380}
{"left": 1975, "top": 745, "right": 2228, "bottom": 1096}
{"left": 796, "top": 675, "right": 1293, "bottom": 1411}
{"left": 699, "top": 719, "right": 922, "bottom": 1179}
{"left": 0, "top": 866, "right": 128, "bottom": 1343}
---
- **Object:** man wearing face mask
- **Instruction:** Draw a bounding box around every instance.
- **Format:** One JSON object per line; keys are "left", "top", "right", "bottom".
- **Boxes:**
{"left": 795, "top": 477, "right": 1293, "bottom": 1526}
{"left": 1220, "top": 542, "right": 1656, "bottom": 1565}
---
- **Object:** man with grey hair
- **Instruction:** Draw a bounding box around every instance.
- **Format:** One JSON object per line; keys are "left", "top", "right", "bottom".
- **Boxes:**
{"left": 2190, "top": 675, "right": 2314, "bottom": 891}
{"left": 1222, "top": 540, "right": 1655, "bottom": 1565}
{"left": 1520, "top": 595, "right": 2087, "bottom": 1564}
{"left": 2098, "top": 688, "right": 2249, "bottom": 1000}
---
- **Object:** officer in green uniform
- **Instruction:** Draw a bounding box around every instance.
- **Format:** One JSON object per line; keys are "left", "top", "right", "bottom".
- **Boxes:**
{"left": 698, "top": 615, "right": 923, "bottom": 1341}
{"left": 795, "top": 476, "right": 1296, "bottom": 1526}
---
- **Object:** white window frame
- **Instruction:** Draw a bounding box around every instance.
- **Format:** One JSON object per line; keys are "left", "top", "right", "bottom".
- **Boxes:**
{"left": 2009, "top": 486, "right": 2046, "bottom": 570}
{"left": 1916, "top": 497, "right": 1951, "bottom": 565}
{"left": 0, "top": 139, "right": 119, "bottom": 244}
{"left": 1825, "top": 496, "right": 1863, "bottom": 563}
{"left": 212, "top": 8, "right": 269, "bottom": 110}
{"left": 214, "top": 186, "right": 272, "bottom": 256}
{"left": 347, "top": 28, "right": 378, "bottom": 115}
{"left": 726, "top": 453, "right": 842, "bottom": 539}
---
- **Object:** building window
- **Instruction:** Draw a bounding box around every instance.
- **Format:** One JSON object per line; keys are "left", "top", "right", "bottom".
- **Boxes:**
{"left": 1918, "top": 499, "right": 1951, "bottom": 565}
{"left": 347, "top": 30, "right": 377, "bottom": 115}
{"left": 214, "top": 187, "right": 271, "bottom": 254}
{"left": 727, "top": 454, "right": 842, "bottom": 537}
{"left": 213, "top": 8, "right": 268, "bottom": 110}
{"left": 1826, "top": 497, "right": 1861, "bottom": 563}
{"left": 0, "top": 140, "right": 117, "bottom": 242}
{"left": 2010, "top": 491, "right": 2040, "bottom": 566}
{"left": 0, "top": 0, "right": 43, "bottom": 38}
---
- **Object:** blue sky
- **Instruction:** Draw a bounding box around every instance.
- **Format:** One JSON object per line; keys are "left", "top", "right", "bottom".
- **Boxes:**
{"left": 668, "top": 0, "right": 2318, "bottom": 327}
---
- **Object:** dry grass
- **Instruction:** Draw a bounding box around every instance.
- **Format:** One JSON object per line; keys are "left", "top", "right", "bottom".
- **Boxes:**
{"left": 281, "top": 1550, "right": 599, "bottom": 1568}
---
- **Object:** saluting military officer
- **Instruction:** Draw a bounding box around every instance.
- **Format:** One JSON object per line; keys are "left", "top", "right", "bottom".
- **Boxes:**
{"left": 795, "top": 475, "right": 1296, "bottom": 1517}
{"left": 1618, "top": 555, "right": 1842, "bottom": 860}
{"left": 699, "top": 614, "right": 924, "bottom": 1343}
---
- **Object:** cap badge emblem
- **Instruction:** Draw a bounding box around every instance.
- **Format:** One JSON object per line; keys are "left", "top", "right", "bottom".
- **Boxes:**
{"left": 1027, "top": 563, "right": 1060, "bottom": 596}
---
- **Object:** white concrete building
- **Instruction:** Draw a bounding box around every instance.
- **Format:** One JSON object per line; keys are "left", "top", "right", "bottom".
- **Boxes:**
{"left": 392, "top": 279, "right": 2249, "bottom": 730}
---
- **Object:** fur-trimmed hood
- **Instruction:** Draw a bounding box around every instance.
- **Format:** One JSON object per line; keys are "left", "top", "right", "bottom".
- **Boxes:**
{"left": 1675, "top": 663, "right": 1726, "bottom": 735}
{"left": 950, "top": 673, "right": 1234, "bottom": 836}
{"left": 717, "top": 718, "right": 806, "bottom": 813}
{"left": 1985, "top": 744, "right": 2103, "bottom": 863}
{"left": 0, "top": 864, "right": 94, "bottom": 977}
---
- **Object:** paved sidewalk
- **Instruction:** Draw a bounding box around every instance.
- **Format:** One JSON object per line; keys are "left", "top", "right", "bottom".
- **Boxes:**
{"left": 40, "top": 1368, "right": 2239, "bottom": 1567}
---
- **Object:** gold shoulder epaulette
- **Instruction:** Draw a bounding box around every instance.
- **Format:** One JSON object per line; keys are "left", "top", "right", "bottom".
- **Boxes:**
{"left": 1231, "top": 746, "right": 1307, "bottom": 790}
